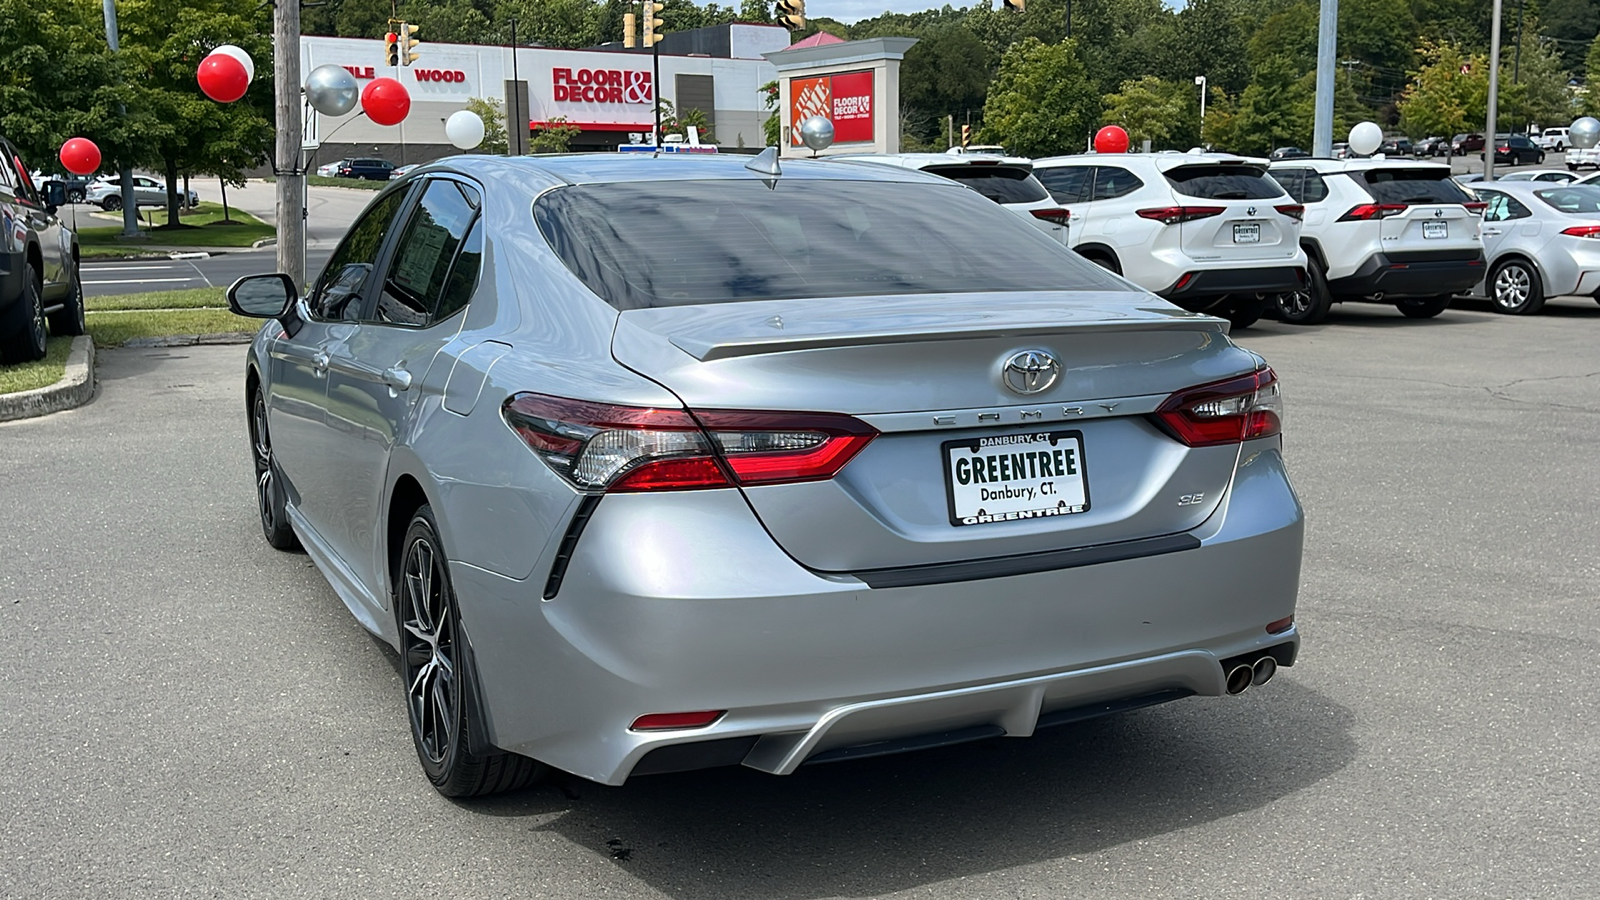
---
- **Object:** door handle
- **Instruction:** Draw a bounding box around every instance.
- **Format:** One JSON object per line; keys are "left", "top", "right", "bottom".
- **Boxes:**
{"left": 382, "top": 366, "right": 413, "bottom": 391}
{"left": 311, "top": 351, "right": 330, "bottom": 375}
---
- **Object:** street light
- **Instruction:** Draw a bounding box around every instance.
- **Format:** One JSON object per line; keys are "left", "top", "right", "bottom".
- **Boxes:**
{"left": 1195, "top": 75, "right": 1207, "bottom": 126}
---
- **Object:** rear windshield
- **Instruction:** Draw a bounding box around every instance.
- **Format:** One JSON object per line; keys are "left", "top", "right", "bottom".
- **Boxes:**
{"left": 1361, "top": 168, "right": 1471, "bottom": 204}
{"left": 534, "top": 179, "right": 1130, "bottom": 311}
{"left": 1534, "top": 185, "right": 1600, "bottom": 214}
{"left": 920, "top": 165, "right": 1051, "bottom": 204}
{"left": 1164, "top": 165, "right": 1284, "bottom": 200}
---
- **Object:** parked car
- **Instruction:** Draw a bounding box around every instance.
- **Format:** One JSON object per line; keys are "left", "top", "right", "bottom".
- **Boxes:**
{"left": 224, "top": 152, "right": 1304, "bottom": 795}
{"left": 315, "top": 161, "right": 342, "bottom": 177}
{"left": 1486, "top": 134, "right": 1544, "bottom": 166}
{"left": 333, "top": 157, "right": 395, "bottom": 180}
{"left": 85, "top": 174, "right": 198, "bottom": 211}
{"left": 1492, "top": 169, "right": 1578, "bottom": 184}
{"left": 1379, "top": 137, "right": 1413, "bottom": 156}
{"left": 1465, "top": 181, "right": 1600, "bottom": 314}
{"left": 1270, "top": 147, "right": 1310, "bottom": 160}
{"left": 1331, "top": 142, "right": 1351, "bottom": 159}
{"left": 1031, "top": 152, "right": 1307, "bottom": 328}
{"left": 389, "top": 163, "right": 421, "bottom": 180}
{"left": 34, "top": 173, "right": 93, "bottom": 203}
{"left": 1533, "top": 127, "right": 1570, "bottom": 151}
{"left": 1413, "top": 136, "right": 1447, "bottom": 157}
{"left": 1267, "top": 158, "right": 1485, "bottom": 324}
{"left": 1, "top": 137, "right": 84, "bottom": 362}
{"left": 1566, "top": 144, "right": 1600, "bottom": 171}
{"left": 829, "top": 152, "right": 1070, "bottom": 244}
{"left": 1453, "top": 133, "right": 1486, "bottom": 155}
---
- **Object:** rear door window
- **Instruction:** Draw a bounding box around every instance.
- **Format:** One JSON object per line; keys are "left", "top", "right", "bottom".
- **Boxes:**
{"left": 374, "top": 179, "right": 482, "bottom": 326}
{"left": 921, "top": 165, "right": 1050, "bottom": 204}
{"left": 1036, "top": 166, "right": 1092, "bottom": 204}
{"left": 1091, "top": 166, "right": 1143, "bottom": 200}
{"left": 1164, "top": 164, "right": 1284, "bottom": 200}
{"left": 1361, "top": 169, "right": 1472, "bottom": 204}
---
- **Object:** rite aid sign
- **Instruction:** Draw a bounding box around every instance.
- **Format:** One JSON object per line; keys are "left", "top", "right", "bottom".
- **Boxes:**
{"left": 552, "top": 68, "right": 652, "bottom": 104}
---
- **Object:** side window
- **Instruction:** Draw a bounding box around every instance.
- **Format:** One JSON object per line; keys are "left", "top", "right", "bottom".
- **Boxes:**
{"left": 0, "top": 147, "right": 18, "bottom": 191}
{"left": 1269, "top": 169, "right": 1303, "bottom": 202}
{"left": 1504, "top": 196, "right": 1533, "bottom": 219}
{"left": 310, "top": 189, "right": 409, "bottom": 321}
{"left": 373, "top": 179, "right": 481, "bottom": 327}
{"left": 1480, "top": 193, "right": 1508, "bottom": 222}
{"left": 1301, "top": 171, "right": 1330, "bottom": 203}
{"left": 435, "top": 217, "right": 483, "bottom": 322}
{"left": 1091, "top": 166, "right": 1144, "bottom": 201}
{"left": 1036, "top": 167, "right": 1091, "bottom": 204}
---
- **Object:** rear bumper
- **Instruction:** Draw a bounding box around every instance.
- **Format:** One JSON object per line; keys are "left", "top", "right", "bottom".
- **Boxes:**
{"left": 1328, "top": 251, "right": 1485, "bottom": 298}
{"left": 454, "top": 439, "right": 1305, "bottom": 785}
{"left": 1158, "top": 265, "right": 1305, "bottom": 303}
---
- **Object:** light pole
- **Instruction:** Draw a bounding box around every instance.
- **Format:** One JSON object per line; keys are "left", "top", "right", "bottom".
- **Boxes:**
{"left": 1485, "top": 0, "right": 1504, "bottom": 182}
{"left": 1195, "top": 75, "right": 1207, "bottom": 130}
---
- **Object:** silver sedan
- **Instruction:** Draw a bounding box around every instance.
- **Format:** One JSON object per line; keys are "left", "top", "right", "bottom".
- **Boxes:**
{"left": 227, "top": 153, "right": 1304, "bottom": 795}
{"left": 1467, "top": 181, "right": 1600, "bottom": 314}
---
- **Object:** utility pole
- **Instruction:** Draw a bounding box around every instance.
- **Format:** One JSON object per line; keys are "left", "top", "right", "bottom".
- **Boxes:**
{"left": 1485, "top": 0, "right": 1504, "bottom": 182}
{"left": 1312, "top": 0, "right": 1337, "bottom": 157}
{"left": 101, "top": 0, "right": 139, "bottom": 237}
{"left": 275, "top": 0, "right": 306, "bottom": 287}
{"left": 1065, "top": 0, "right": 1072, "bottom": 39}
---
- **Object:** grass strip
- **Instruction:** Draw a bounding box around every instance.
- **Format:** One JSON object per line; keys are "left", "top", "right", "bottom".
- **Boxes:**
{"left": 87, "top": 308, "right": 254, "bottom": 347}
{"left": 86, "top": 287, "right": 228, "bottom": 312}
{"left": 0, "top": 337, "right": 73, "bottom": 395}
{"left": 74, "top": 202, "right": 274, "bottom": 249}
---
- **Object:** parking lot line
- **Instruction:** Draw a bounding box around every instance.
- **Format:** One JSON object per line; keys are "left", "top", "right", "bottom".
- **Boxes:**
{"left": 82, "top": 277, "right": 199, "bottom": 285}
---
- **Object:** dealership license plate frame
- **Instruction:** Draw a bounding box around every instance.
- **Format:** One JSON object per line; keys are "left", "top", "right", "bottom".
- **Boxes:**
{"left": 1423, "top": 221, "right": 1448, "bottom": 240}
{"left": 1233, "top": 223, "right": 1261, "bottom": 244}
{"left": 941, "top": 429, "right": 1090, "bottom": 527}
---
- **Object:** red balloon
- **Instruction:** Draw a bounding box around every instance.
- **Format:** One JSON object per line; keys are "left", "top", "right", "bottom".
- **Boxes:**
{"left": 198, "top": 52, "right": 249, "bottom": 103}
{"left": 361, "top": 77, "right": 411, "bottom": 127}
{"left": 59, "top": 138, "right": 102, "bottom": 176}
{"left": 1094, "top": 125, "right": 1130, "bottom": 154}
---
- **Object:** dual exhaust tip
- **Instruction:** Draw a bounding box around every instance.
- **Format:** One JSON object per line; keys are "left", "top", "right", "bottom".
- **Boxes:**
{"left": 1224, "top": 655, "right": 1277, "bottom": 695}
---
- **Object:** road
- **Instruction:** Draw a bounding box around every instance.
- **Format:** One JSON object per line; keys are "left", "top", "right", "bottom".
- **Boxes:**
{"left": 3, "top": 296, "right": 1598, "bottom": 898}
{"left": 80, "top": 249, "right": 335, "bottom": 298}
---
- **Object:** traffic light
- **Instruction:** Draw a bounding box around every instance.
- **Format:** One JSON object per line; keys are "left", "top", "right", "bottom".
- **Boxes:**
{"left": 961, "top": 124, "right": 971, "bottom": 148}
{"left": 623, "top": 12, "right": 637, "bottom": 48}
{"left": 384, "top": 31, "right": 400, "bottom": 67}
{"left": 642, "top": 2, "right": 665, "bottom": 47}
{"left": 1002, "top": 0, "right": 1025, "bottom": 9}
{"left": 776, "top": 0, "right": 805, "bottom": 32}
{"left": 399, "top": 22, "right": 421, "bottom": 66}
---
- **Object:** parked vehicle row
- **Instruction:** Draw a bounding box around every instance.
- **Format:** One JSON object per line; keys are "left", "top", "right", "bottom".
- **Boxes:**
{"left": 2, "top": 137, "right": 85, "bottom": 363}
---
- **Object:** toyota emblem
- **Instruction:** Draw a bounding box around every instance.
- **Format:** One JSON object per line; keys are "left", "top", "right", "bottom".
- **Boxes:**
{"left": 1246, "top": 206, "right": 1257, "bottom": 216}
{"left": 1001, "top": 350, "right": 1062, "bottom": 395}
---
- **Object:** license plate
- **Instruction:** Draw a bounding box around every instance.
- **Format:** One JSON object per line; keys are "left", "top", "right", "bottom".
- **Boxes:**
{"left": 943, "top": 430, "right": 1089, "bottom": 527}
{"left": 1423, "top": 221, "right": 1448, "bottom": 239}
{"left": 1233, "top": 223, "right": 1261, "bottom": 244}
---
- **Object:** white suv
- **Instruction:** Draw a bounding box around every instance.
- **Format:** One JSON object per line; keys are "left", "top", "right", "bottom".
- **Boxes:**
{"left": 1267, "top": 158, "right": 1485, "bottom": 323}
{"left": 828, "top": 152, "right": 1071, "bottom": 245}
{"left": 1030, "top": 153, "right": 1307, "bottom": 327}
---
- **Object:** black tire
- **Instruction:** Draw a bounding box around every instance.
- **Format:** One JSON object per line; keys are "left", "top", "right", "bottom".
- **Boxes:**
{"left": 68, "top": 188, "right": 86, "bottom": 203}
{"left": 398, "top": 504, "right": 545, "bottom": 797}
{"left": 1396, "top": 294, "right": 1454, "bottom": 319}
{"left": 0, "top": 263, "right": 48, "bottom": 363}
{"left": 101, "top": 195, "right": 122, "bottom": 211}
{"left": 249, "top": 387, "right": 301, "bottom": 551}
{"left": 1274, "top": 257, "right": 1334, "bottom": 325}
{"left": 46, "top": 261, "right": 87, "bottom": 337}
{"left": 1081, "top": 253, "right": 1121, "bottom": 275}
{"left": 1223, "top": 295, "right": 1268, "bottom": 329}
{"left": 1488, "top": 258, "right": 1545, "bottom": 315}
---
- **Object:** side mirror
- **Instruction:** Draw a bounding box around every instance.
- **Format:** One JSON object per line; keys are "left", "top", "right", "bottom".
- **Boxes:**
{"left": 44, "top": 181, "right": 66, "bottom": 213}
{"left": 227, "top": 273, "right": 297, "bottom": 319}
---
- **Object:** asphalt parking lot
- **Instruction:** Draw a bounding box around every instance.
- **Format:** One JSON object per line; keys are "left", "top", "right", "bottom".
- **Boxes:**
{"left": 2, "top": 297, "right": 1598, "bottom": 898}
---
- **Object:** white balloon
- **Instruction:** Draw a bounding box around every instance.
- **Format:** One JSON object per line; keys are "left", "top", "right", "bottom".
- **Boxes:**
{"left": 1348, "top": 121, "right": 1383, "bottom": 156}
{"left": 445, "top": 110, "right": 486, "bottom": 150}
{"left": 1570, "top": 116, "right": 1600, "bottom": 150}
{"left": 209, "top": 44, "right": 254, "bottom": 83}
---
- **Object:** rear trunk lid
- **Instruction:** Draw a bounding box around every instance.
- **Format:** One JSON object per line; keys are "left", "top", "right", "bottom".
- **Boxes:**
{"left": 1164, "top": 163, "right": 1297, "bottom": 263}
{"left": 1363, "top": 166, "right": 1481, "bottom": 250}
{"left": 611, "top": 292, "right": 1263, "bottom": 572}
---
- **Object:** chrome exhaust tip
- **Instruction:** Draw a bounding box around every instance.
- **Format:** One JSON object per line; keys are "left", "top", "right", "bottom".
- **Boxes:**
{"left": 1225, "top": 664, "right": 1254, "bottom": 695}
{"left": 1251, "top": 656, "right": 1278, "bottom": 687}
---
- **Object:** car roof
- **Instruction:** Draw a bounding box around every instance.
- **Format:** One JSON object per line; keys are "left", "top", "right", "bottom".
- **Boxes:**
{"left": 408, "top": 152, "right": 960, "bottom": 189}
{"left": 1470, "top": 179, "right": 1587, "bottom": 194}
{"left": 828, "top": 152, "right": 1035, "bottom": 169}
{"left": 1274, "top": 157, "right": 1454, "bottom": 173}
{"left": 1033, "top": 152, "right": 1266, "bottom": 171}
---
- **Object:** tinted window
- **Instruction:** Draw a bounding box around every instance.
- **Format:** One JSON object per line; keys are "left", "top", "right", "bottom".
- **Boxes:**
{"left": 1362, "top": 169, "right": 1472, "bottom": 204}
{"left": 1091, "top": 166, "right": 1143, "bottom": 200}
{"left": 374, "top": 179, "right": 480, "bottom": 326}
{"left": 0, "top": 147, "right": 17, "bottom": 190}
{"left": 436, "top": 218, "right": 483, "bottom": 322}
{"left": 922, "top": 165, "right": 1051, "bottom": 203}
{"left": 1269, "top": 169, "right": 1303, "bottom": 201}
{"left": 1165, "top": 165, "right": 1283, "bottom": 200}
{"left": 1534, "top": 185, "right": 1600, "bottom": 214}
{"left": 535, "top": 180, "right": 1131, "bottom": 311}
{"left": 310, "top": 189, "right": 409, "bottom": 320}
{"left": 1036, "top": 166, "right": 1092, "bottom": 204}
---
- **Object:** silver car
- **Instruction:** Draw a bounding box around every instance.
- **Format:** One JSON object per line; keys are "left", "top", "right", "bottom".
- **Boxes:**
{"left": 227, "top": 153, "right": 1304, "bottom": 795}
{"left": 1467, "top": 181, "right": 1600, "bottom": 314}
{"left": 85, "top": 174, "right": 198, "bottom": 211}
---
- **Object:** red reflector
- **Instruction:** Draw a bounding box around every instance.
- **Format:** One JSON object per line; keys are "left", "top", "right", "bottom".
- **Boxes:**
{"left": 1172, "top": 272, "right": 1197, "bottom": 291}
{"left": 1136, "top": 206, "right": 1225, "bottom": 225}
{"left": 1266, "top": 615, "right": 1294, "bottom": 634}
{"left": 1274, "top": 204, "right": 1305, "bottom": 220}
{"left": 630, "top": 711, "right": 725, "bottom": 731}
{"left": 1561, "top": 224, "right": 1600, "bottom": 238}
{"left": 1029, "top": 207, "right": 1071, "bottom": 225}
{"left": 1154, "top": 367, "right": 1283, "bottom": 447}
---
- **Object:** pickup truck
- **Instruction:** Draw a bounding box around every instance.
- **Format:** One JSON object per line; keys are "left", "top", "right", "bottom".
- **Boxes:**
{"left": 1566, "top": 146, "right": 1600, "bottom": 171}
{"left": 2, "top": 136, "right": 84, "bottom": 363}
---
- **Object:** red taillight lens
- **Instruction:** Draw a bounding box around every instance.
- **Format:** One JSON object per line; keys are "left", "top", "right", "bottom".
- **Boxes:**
{"left": 1029, "top": 207, "right": 1071, "bottom": 225}
{"left": 630, "top": 710, "right": 725, "bottom": 731}
{"left": 1154, "top": 367, "right": 1283, "bottom": 448}
{"left": 1338, "top": 203, "right": 1407, "bottom": 221}
{"left": 1274, "top": 204, "right": 1305, "bottom": 221}
{"left": 1561, "top": 224, "right": 1600, "bottom": 238}
{"left": 1463, "top": 201, "right": 1487, "bottom": 216}
{"left": 1136, "top": 206, "right": 1225, "bottom": 225}
{"left": 1266, "top": 615, "right": 1294, "bottom": 634}
{"left": 501, "top": 393, "right": 876, "bottom": 493}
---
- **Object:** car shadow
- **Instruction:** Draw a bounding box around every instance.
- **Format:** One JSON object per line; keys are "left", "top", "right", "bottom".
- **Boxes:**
{"left": 1449, "top": 295, "right": 1600, "bottom": 318}
{"left": 461, "top": 679, "right": 1355, "bottom": 899}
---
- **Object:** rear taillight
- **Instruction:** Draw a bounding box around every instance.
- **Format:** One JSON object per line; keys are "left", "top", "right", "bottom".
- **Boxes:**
{"left": 1463, "top": 201, "right": 1487, "bottom": 216}
{"left": 1274, "top": 204, "right": 1305, "bottom": 220}
{"left": 1561, "top": 224, "right": 1600, "bottom": 238}
{"left": 1029, "top": 207, "right": 1071, "bottom": 225}
{"left": 1154, "top": 367, "right": 1282, "bottom": 448}
{"left": 1338, "top": 203, "right": 1407, "bottom": 221}
{"left": 1136, "top": 206, "right": 1225, "bottom": 225}
{"left": 501, "top": 393, "right": 876, "bottom": 493}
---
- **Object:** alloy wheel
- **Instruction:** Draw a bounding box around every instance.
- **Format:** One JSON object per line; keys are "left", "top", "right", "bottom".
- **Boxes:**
{"left": 401, "top": 535, "right": 456, "bottom": 766}
{"left": 1279, "top": 287, "right": 1312, "bottom": 318}
{"left": 1494, "top": 264, "right": 1531, "bottom": 310}
{"left": 251, "top": 392, "right": 277, "bottom": 534}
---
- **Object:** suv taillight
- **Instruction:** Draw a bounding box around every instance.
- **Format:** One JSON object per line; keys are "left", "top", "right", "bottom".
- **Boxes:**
{"left": 1274, "top": 204, "right": 1305, "bottom": 220}
{"left": 1338, "top": 203, "right": 1407, "bottom": 221}
{"left": 1154, "top": 368, "right": 1282, "bottom": 447}
{"left": 1136, "top": 206, "right": 1225, "bottom": 225}
{"left": 1030, "top": 207, "right": 1071, "bottom": 225}
{"left": 1463, "top": 202, "right": 1487, "bottom": 216}
{"left": 501, "top": 393, "right": 877, "bottom": 492}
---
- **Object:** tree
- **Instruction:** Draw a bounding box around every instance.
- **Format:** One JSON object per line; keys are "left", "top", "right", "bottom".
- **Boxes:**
{"left": 1175, "top": 0, "right": 1252, "bottom": 95}
{"left": 760, "top": 80, "right": 780, "bottom": 146}
{"left": 1508, "top": 30, "right": 1576, "bottom": 131}
{"left": 1586, "top": 34, "right": 1600, "bottom": 115}
{"left": 981, "top": 38, "right": 1099, "bottom": 158}
{"left": 1233, "top": 53, "right": 1313, "bottom": 153}
{"left": 466, "top": 97, "right": 509, "bottom": 155}
{"left": 899, "top": 26, "right": 991, "bottom": 147}
{"left": 1398, "top": 42, "right": 1488, "bottom": 150}
{"left": 1101, "top": 76, "right": 1193, "bottom": 150}
{"left": 527, "top": 116, "right": 579, "bottom": 152}
{"left": 1540, "top": 0, "right": 1600, "bottom": 72}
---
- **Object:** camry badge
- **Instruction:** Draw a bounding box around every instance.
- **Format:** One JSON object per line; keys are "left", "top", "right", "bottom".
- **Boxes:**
{"left": 1001, "top": 350, "right": 1062, "bottom": 395}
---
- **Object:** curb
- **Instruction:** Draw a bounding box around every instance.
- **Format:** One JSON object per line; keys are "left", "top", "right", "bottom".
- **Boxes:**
{"left": 121, "top": 332, "right": 253, "bottom": 348}
{"left": 251, "top": 237, "right": 277, "bottom": 249}
{"left": 0, "top": 335, "right": 96, "bottom": 424}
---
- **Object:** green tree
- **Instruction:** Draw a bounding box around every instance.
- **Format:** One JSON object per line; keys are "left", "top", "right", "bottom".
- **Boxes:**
{"left": 1398, "top": 42, "right": 1488, "bottom": 152}
{"left": 760, "top": 79, "right": 780, "bottom": 146}
{"left": 980, "top": 37, "right": 1098, "bottom": 157}
{"left": 1176, "top": 0, "right": 1252, "bottom": 95}
{"left": 1101, "top": 76, "right": 1194, "bottom": 149}
{"left": 1586, "top": 34, "right": 1600, "bottom": 115}
{"left": 466, "top": 97, "right": 509, "bottom": 155}
{"left": 528, "top": 116, "right": 580, "bottom": 152}
{"left": 1540, "top": 0, "right": 1600, "bottom": 71}
{"left": 1233, "top": 53, "right": 1313, "bottom": 153}
{"left": 1508, "top": 30, "right": 1576, "bottom": 130}
{"left": 899, "top": 26, "right": 991, "bottom": 147}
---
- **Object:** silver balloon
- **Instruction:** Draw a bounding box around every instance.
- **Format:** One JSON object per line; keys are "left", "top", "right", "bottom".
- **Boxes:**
{"left": 305, "top": 64, "right": 359, "bottom": 117}
{"left": 1570, "top": 116, "right": 1600, "bottom": 150}
{"left": 799, "top": 115, "right": 835, "bottom": 152}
